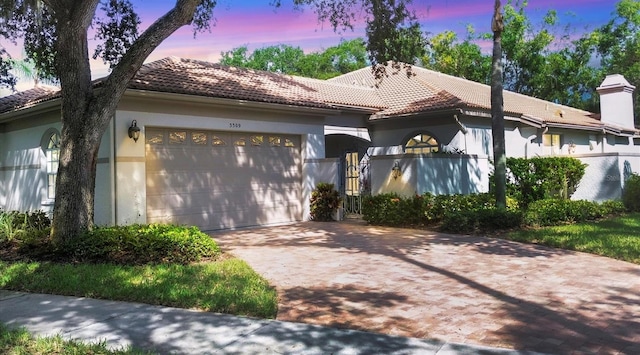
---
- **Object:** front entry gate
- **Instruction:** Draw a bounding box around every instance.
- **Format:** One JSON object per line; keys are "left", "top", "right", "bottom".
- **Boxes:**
{"left": 340, "top": 151, "right": 369, "bottom": 218}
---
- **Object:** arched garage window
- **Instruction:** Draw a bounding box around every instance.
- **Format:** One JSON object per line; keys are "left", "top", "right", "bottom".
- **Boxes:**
{"left": 404, "top": 133, "right": 439, "bottom": 154}
{"left": 41, "top": 129, "right": 61, "bottom": 199}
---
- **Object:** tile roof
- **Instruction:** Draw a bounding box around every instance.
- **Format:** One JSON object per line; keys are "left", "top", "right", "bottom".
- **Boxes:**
{"left": 0, "top": 57, "right": 384, "bottom": 115}
{"left": 0, "top": 86, "right": 60, "bottom": 115}
{"left": 329, "top": 64, "right": 610, "bottom": 131}
{"left": 0, "top": 58, "right": 632, "bottom": 135}
{"left": 127, "top": 57, "right": 384, "bottom": 111}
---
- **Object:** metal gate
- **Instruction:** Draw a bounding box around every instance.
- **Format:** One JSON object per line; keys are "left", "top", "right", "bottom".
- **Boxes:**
{"left": 341, "top": 151, "right": 370, "bottom": 217}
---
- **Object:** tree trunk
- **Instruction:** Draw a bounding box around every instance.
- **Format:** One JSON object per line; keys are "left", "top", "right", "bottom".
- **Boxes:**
{"left": 49, "top": 0, "right": 203, "bottom": 244}
{"left": 491, "top": 0, "right": 507, "bottom": 209}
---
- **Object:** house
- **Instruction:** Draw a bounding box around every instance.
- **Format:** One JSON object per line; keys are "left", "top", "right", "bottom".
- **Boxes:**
{"left": 1, "top": 57, "right": 638, "bottom": 230}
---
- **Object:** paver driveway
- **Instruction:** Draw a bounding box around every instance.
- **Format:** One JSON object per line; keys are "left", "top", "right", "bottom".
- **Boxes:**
{"left": 211, "top": 220, "right": 640, "bottom": 354}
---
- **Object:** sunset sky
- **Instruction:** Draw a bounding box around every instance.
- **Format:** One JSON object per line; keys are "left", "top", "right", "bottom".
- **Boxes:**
{"left": 134, "top": 0, "right": 618, "bottom": 65}
{"left": 1, "top": 0, "right": 622, "bottom": 91}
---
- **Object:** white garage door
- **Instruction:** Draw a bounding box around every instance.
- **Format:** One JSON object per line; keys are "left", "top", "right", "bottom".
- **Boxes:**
{"left": 145, "top": 128, "right": 302, "bottom": 230}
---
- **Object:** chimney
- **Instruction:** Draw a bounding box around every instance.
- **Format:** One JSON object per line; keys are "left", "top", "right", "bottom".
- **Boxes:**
{"left": 597, "top": 74, "right": 636, "bottom": 129}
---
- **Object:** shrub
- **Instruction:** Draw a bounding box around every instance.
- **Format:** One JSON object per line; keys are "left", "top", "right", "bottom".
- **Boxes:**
{"left": 623, "top": 173, "right": 640, "bottom": 212}
{"left": 363, "top": 193, "right": 404, "bottom": 226}
{"left": 500, "top": 157, "right": 586, "bottom": 208}
{"left": 309, "top": 183, "right": 342, "bottom": 221}
{"left": 599, "top": 200, "right": 627, "bottom": 215}
{"left": 62, "top": 224, "right": 220, "bottom": 265}
{"left": 523, "top": 199, "right": 606, "bottom": 227}
{"left": 362, "top": 192, "right": 518, "bottom": 229}
{"left": 441, "top": 208, "right": 523, "bottom": 234}
{"left": 0, "top": 210, "right": 50, "bottom": 243}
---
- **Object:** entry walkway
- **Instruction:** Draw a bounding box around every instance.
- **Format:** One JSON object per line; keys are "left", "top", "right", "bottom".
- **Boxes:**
{"left": 212, "top": 221, "right": 640, "bottom": 354}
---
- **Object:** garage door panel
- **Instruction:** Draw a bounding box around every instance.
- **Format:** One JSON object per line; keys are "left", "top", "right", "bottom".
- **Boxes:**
{"left": 146, "top": 184, "right": 302, "bottom": 211}
{"left": 146, "top": 128, "right": 302, "bottom": 230}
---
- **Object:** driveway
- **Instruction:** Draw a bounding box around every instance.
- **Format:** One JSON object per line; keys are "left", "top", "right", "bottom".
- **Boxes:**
{"left": 210, "top": 220, "right": 640, "bottom": 354}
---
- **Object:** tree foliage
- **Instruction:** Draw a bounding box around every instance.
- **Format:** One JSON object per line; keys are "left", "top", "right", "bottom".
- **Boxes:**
{"left": 421, "top": 28, "right": 491, "bottom": 84}
{"left": 291, "top": 0, "right": 426, "bottom": 78}
{"left": 421, "top": 0, "right": 639, "bottom": 121}
{"left": 219, "top": 38, "right": 368, "bottom": 79}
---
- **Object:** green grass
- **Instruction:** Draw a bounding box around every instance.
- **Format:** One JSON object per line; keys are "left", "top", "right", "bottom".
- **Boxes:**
{"left": 0, "top": 258, "right": 278, "bottom": 318}
{"left": 505, "top": 213, "right": 640, "bottom": 264}
{"left": 0, "top": 323, "right": 153, "bottom": 354}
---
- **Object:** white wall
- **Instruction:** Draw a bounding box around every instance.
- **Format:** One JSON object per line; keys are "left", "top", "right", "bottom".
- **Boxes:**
{"left": 369, "top": 153, "right": 490, "bottom": 197}
{"left": 0, "top": 117, "right": 113, "bottom": 224}
{"left": 302, "top": 158, "right": 340, "bottom": 220}
{"left": 1, "top": 122, "right": 58, "bottom": 215}
{"left": 572, "top": 153, "right": 640, "bottom": 202}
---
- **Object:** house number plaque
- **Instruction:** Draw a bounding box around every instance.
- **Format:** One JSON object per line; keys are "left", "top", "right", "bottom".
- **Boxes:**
{"left": 229, "top": 123, "right": 242, "bottom": 128}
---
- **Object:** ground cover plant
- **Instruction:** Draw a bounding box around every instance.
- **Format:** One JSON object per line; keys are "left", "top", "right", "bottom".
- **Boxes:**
{"left": 0, "top": 214, "right": 278, "bottom": 319}
{"left": 506, "top": 213, "right": 640, "bottom": 264}
{"left": 0, "top": 323, "right": 152, "bottom": 355}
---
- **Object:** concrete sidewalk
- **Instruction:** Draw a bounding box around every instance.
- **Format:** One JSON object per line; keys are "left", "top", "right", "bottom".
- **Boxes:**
{"left": 0, "top": 290, "right": 543, "bottom": 354}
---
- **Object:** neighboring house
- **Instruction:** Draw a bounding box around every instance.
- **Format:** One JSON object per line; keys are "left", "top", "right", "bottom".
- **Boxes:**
{"left": 1, "top": 57, "right": 638, "bottom": 230}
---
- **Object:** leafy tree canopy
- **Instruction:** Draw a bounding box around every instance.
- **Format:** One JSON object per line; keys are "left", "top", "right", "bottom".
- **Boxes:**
{"left": 219, "top": 38, "right": 368, "bottom": 79}
{"left": 421, "top": 0, "right": 639, "bottom": 120}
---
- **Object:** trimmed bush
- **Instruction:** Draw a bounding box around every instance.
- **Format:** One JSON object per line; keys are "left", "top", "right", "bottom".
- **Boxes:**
{"left": 441, "top": 208, "right": 523, "bottom": 234}
{"left": 363, "top": 193, "right": 432, "bottom": 226}
{"left": 623, "top": 173, "right": 640, "bottom": 212}
{"left": 363, "top": 192, "right": 519, "bottom": 230}
{"left": 62, "top": 224, "right": 220, "bottom": 265}
{"left": 309, "top": 182, "right": 342, "bottom": 221}
{"left": 500, "top": 157, "right": 586, "bottom": 208}
{"left": 523, "top": 199, "right": 609, "bottom": 226}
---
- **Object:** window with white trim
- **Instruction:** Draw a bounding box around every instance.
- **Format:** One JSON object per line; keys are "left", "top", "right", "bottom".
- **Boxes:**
{"left": 44, "top": 131, "right": 61, "bottom": 199}
{"left": 405, "top": 133, "right": 439, "bottom": 154}
{"left": 543, "top": 133, "right": 561, "bottom": 155}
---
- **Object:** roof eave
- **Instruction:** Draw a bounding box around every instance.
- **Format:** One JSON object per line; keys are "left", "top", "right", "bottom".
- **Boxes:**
{"left": 0, "top": 98, "right": 61, "bottom": 124}
{"left": 369, "top": 108, "right": 461, "bottom": 122}
{"left": 123, "top": 89, "right": 342, "bottom": 116}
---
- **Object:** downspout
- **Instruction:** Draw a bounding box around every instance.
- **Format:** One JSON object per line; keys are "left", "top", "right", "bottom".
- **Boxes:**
{"left": 111, "top": 115, "right": 118, "bottom": 225}
{"left": 538, "top": 126, "right": 549, "bottom": 156}
{"left": 525, "top": 131, "right": 539, "bottom": 159}
{"left": 454, "top": 113, "right": 468, "bottom": 153}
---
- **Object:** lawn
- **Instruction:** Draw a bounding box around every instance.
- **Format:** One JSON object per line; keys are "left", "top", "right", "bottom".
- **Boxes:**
{"left": 505, "top": 213, "right": 640, "bottom": 264}
{"left": 0, "top": 257, "right": 278, "bottom": 318}
{"left": 0, "top": 323, "right": 153, "bottom": 355}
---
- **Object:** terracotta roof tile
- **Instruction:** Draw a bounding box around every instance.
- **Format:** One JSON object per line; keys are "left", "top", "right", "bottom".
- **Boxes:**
{"left": 0, "top": 59, "right": 634, "bottom": 135}
{"left": 128, "top": 57, "right": 337, "bottom": 109}
{"left": 0, "top": 86, "right": 60, "bottom": 115}
{"left": 330, "top": 64, "right": 610, "bottom": 130}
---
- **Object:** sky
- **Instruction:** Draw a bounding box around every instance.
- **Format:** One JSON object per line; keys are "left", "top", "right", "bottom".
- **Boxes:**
{"left": 2, "top": 0, "right": 621, "bottom": 92}
{"left": 136, "top": 0, "right": 617, "bottom": 62}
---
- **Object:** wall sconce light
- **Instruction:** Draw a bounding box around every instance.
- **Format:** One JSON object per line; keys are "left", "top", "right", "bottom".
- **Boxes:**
{"left": 128, "top": 120, "right": 141, "bottom": 142}
{"left": 391, "top": 161, "right": 402, "bottom": 180}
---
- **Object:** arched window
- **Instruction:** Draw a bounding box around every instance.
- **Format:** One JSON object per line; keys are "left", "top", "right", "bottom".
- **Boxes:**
{"left": 41, "top": 129, "right": 61, "bottom": 199}
{"left": 404, "top": 133, "right": 439, "bottom": 154}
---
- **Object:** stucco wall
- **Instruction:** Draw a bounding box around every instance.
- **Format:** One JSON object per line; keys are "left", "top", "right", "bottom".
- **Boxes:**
{"left": 569, "top": 153, "right": 640, "bottom": 202}
{"left": 369, "top": 153, "right": 490, "bottom": 197}
{"left": 0, "top": 116, "right": 112, "bottom": 223}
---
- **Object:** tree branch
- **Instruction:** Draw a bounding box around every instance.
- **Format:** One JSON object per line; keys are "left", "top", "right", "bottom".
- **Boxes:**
{"left": 93, "top": 0, "right": 202, "bottom": 125}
